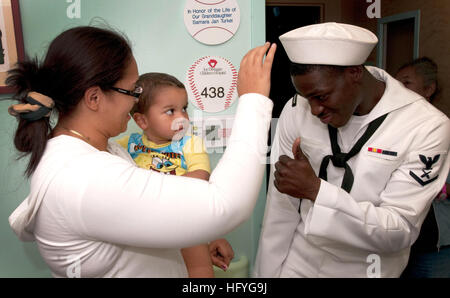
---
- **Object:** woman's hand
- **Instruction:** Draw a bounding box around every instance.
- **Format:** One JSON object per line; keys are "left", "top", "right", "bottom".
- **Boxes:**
{"left": 209, "top": 238, "right": 234, "bottom": 271}
{"left": 238, "top": 42, "right": 277, "bottom": 97}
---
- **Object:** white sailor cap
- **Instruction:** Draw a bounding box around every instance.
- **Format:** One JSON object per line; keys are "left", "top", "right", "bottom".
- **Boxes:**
{"left": 279, "top": 22, "right": 378, "bottom": 66}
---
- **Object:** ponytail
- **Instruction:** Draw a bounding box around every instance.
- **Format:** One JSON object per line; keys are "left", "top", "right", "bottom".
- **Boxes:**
{"left": 6, "top": 60, "right": 53, "bottom": 177}
{"left": 13, "top": 116, "right": 51, "bottom": 177}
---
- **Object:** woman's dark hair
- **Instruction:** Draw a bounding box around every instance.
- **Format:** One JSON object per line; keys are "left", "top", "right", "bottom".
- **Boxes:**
{"left": 397, "top": 57, "right": 439, "bottom": 102}
{"left": 5, "top": 26, "right": 133, "bottom": 177}
{"left": 132, "top": 73, "right": 185, "bottom": 115}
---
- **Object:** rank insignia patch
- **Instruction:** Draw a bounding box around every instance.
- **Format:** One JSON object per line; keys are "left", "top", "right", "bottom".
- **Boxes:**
{"left": 409, "top": 154, "right": 440, "bottom": 186}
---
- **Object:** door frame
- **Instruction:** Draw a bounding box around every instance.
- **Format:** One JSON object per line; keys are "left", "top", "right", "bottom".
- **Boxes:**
{"left": 377, "top": 10, "right": 421, "bottom": 69}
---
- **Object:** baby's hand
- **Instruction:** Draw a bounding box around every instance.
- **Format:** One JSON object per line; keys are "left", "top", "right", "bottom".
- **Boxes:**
{"left": 209, "top": 238, "right": 234, "bottom": 271}
{"left": 184, "top": 170, "right": 210, "bottom": 181}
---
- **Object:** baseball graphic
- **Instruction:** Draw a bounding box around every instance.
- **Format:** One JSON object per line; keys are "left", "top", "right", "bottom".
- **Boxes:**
{"left": 186, "top": 56, "right": 238, "bottom": 113}
{"left": 184, "top": 0, "right": 241, "bottom": 45}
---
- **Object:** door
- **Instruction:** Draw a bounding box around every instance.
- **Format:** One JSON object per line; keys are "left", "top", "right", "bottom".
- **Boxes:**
{"left": 377, "top": 10, "right": 420, "bottom": 75}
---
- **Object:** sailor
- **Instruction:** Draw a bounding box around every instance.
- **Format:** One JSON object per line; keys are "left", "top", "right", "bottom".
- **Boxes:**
{"left": 253, "top": 22, "right": 450, "bottom": 277}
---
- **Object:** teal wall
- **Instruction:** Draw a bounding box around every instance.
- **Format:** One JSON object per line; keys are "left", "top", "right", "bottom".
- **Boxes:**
{"left": 0, "top": 0, "right": 266, "bottom": 277}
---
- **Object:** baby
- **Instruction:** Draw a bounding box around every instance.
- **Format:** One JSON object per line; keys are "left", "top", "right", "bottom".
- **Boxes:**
{"left": 117, "top": 73, "right": 233, "bottom": 277}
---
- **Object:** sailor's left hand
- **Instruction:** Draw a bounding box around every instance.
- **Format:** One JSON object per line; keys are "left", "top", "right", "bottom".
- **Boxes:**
{"left": 274, "top": 138, "right": 321, "bottom": 201}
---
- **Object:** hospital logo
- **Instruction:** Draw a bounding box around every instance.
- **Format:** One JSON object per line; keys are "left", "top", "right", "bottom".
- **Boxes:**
{"left": 208, "top": 59, "right": 218, "bottom": 68}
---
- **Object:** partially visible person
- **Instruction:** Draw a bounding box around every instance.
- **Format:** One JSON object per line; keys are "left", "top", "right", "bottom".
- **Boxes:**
{"left": 5, "top": 26, "right": 276, "bottom": 277}
{"left": 396, "top": 57, "right": 438, "bottom": 103}
{"left": 396, "top": 57, "right": 450, "bottom": 278}
{"left": 116, "top": 72, "right": 234, "bottom": 277}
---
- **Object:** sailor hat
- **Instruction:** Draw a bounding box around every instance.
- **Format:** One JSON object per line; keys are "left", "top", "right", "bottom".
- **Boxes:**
{"left": 279, "top": 22, "right": 378, "bottom": 66}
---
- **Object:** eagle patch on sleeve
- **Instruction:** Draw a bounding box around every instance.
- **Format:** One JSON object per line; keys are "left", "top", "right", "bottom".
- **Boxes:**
{"left": 409, "top": 154, "right": 441, "bottom": 186}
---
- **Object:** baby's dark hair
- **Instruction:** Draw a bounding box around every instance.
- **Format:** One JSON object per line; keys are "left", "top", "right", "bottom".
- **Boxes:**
{"left": 132, "top": 73, "right": 185, "bottom": 115}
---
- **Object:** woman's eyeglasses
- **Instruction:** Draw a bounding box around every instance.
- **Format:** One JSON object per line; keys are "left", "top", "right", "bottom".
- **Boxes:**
{"left": 110, "top": 86, "right": 143, "bottom": 99}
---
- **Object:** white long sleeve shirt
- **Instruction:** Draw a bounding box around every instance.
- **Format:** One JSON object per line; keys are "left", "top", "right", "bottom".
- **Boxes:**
{"left": 254, "top": 67, "right": 450, "bottom": 278}
{"left": 9, "top": 94, "right": 273, "bottom": 277}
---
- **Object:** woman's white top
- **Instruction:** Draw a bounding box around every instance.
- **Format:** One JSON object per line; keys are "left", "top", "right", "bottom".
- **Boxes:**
{"left": 9, "top": 94, "right": 273, "bottom": 277}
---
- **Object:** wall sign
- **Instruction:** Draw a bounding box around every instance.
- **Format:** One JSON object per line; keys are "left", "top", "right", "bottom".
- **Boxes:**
{"left": 190, "top": 115, "right": 235, "bottom": 150}
{"left": 186, "top": 56, "right": 238, "bottom": 113}
{"left": 184, "top": 0, "right": 240, "bottom": 45}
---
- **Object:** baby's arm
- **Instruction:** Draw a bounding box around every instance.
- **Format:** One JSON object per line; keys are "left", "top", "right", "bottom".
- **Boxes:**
{"left": 184, "top": 170, "right": 210, "bottom": 181}
{"left": 181, "top": 245, "right": 214, "bottom": 278}
{"left": 182, "top": 170, "right": 214, "bottom": 277}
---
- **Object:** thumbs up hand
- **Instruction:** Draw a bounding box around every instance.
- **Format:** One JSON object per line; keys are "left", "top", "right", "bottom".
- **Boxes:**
{"left": 292, "top": 137, "right": 304, "bottom": 161}
{"left": 273, "top": 138, "right": 321, "bottom": 201}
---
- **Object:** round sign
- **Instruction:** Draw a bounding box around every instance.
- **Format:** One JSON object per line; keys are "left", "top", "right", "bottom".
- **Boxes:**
{"left": 186, "top": 56, "right": 238, "bottom": 113}
{"left": 184, "top": 0, "right": 241, "bottom": 45}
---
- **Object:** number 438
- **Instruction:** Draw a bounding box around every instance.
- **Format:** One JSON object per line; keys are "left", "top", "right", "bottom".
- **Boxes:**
{"left": 201, "top": 87, "right": 225, "bottom": 99}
